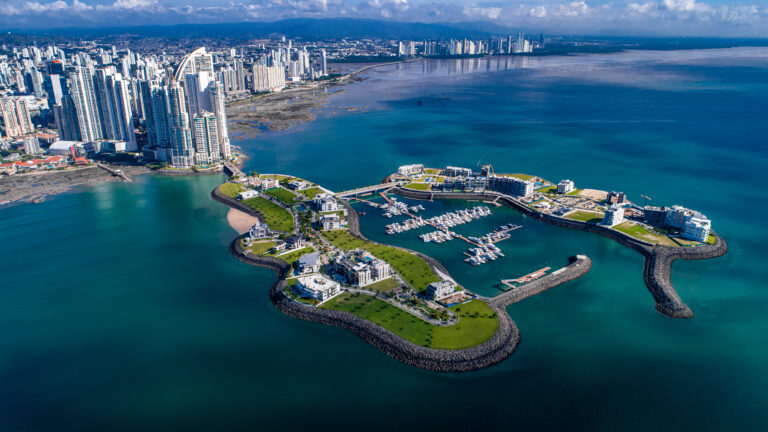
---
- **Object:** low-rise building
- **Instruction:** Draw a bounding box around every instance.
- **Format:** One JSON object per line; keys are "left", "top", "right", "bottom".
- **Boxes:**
{"left": 557, "top": 179, "right": 575, "bottom": 194}
{"left": 487, "top": 175, "right": 534, "bottom": 198}
{"left": 313, "top": 193, "right": 338, "bottom": 212}
{"left": 601, "top": 204, "right": 625, "bottom": 227}
{"left": 260, "top": 178, "right": 280, "bottom": 190}
{"left": 23, "top": 136, "right": 42, "bottom": 155}
{"left": 48, "top": 140, "right": 83, "bottom": 157}
{"left": 238, "top": 189, "right": 259, "bottom": 200}
{"left": 297, "top": 252, "right": 321, "bottom": 274}
{"left": 427, "top": 280, "right": 457, "bottom": 301}
{"left": 682, "top": 214, "right": 711, "bottom": 242}
{"left": 444, "top": 166, "right": 472, "bottom": 177}
{"left": 320, "top": 213, "right": 343, "bottom": 231}
{"left": 397, "top": 164, "right": 424, "bottom": 176}
{"left": 607, "top": 191, "right": 626, "bottom": 204}
{"left": 288, "top": 180, "right": 311, "bottom": 190}
{"left": 643, "top": 206, "right": 668, "bottom": 226}
{"left": 248, "top": 221, "right": 271, "bottom": 240}
{"left": 333, "top": 249, "right": 392, "bottom": 287}
{"left": 296, "top": 274, "right": 341, "bottom": 302}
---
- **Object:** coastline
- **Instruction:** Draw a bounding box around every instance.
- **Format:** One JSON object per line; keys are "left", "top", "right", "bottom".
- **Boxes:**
{"left": 213, "top": 184, "right": 592, "bottom": 372}
{"left": 390, "top": 187, "right": 728, "bottom": 319}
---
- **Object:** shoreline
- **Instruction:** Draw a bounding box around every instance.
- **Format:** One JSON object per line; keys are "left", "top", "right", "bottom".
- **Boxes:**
{"left": 212, "top": 184, "right": 592, "bottom": 372}
{"left": 391, "top": 187, "right": 728, "bottom": 319}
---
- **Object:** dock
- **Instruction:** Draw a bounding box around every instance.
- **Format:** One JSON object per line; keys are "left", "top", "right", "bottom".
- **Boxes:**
{"left": 97, "top": 163, "right": 131, "bottom": 182}
{"left": 501, "top": 267, "right": 552, "bottom": 289}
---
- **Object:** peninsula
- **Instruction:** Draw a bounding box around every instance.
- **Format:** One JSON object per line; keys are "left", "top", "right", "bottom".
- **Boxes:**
{"left": 212, "top": 163, "right": 726, "bottom": 372}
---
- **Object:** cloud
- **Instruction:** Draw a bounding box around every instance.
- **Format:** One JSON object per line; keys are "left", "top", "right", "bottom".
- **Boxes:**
{"left": 0, "top": 0, "right": 766, "bottom": 37}
{"left": 463, "top": 3, "right": 503, "bottom": 20}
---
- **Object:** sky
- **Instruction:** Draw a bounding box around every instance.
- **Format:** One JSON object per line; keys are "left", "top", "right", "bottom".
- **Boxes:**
{"left": 0, "top": 0, "right": 767, "bottom": 37}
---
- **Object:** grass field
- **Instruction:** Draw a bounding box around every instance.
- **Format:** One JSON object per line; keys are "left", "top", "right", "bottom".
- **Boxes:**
{"left": 247, "top": 240, "right": 276, "bottom": 256}
{"left": 276, "top": 247, "right": 313, "bottom": 264}
{"left": 537, "top": 185, "right": 556, "bottom": 194}
{"left": 364, "top": 278, "right": 401, "bottom": 292}
{"left": 614, "top": 222, "right": 678, "bottom": 246}
{"left": 299, "top": 187, "right": 323, "bottom": 199}
{"left": 219, "top": 182, "right": 243, "bottom": 198}
{"left": 242, "top": 197, "right": 295, "bottom": 232}
{"left": 266, "top": 187, "right": 299, "bottom": 205}
{"left": 567, "top": 189, "right": 583, "bottom": 196}
{"left": 321, "top": 294, "right": 498, "bottom": 349}
{"left": 424, "top": 168, "right": 441, "bottom": 175}
{"left": 404, "top": 182, "right": 432, "bottom": 191}
{"left": 321, "top": 230, "right": 440, "bottom": 292}
{"left": 506, "top": 173, "right": 535, "bottom": 180}
{"left": 565, "top": 210, "right": 604, "bottom": 224}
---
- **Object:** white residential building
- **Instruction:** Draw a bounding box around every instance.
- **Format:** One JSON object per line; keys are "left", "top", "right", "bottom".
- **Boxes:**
{"left": 320, "top": 213, "right": 342, "bottom": 231}
{"left": 427, "top": 281, "right": 457, "bottom": 301}
{"left": 297, "top": 252, "right": 321, "bottom": 275}
{"left": 557, "top": 179, "right": 575, "bottom": 194}
{"left": 296, "top": 274, "right": 341, "bottom": 302}
{"left": 238, "top": 189, "right": 259, "bottom": 200}
{"left": 682, "top": 214, "right": 712, "bottom": 242}
{"left": 601, "top": 204, "right": 625, "bottom": 227}
{"left": 313, "top": 193, "right": 338, "bottom": 212}
{"left": 23, "top": 136, "right": 42, "bottom": 154}
{"left": 397, "top": 164, "right": 424, "bottom": 176}
{"left": 248, "top": 221, "right": 271, "bottom": 240}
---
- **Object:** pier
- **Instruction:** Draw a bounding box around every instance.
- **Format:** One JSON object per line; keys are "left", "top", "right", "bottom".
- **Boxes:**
{"left": 500, "top": 267, "right": 552, "bottom": 289}
{"left": 97, "top": 163, "right": 131, "bottom": 182}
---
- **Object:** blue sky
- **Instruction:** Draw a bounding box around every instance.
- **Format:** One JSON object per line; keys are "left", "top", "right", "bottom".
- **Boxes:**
{"left": 0, "top": 0, "right": 767, "bottom": 36}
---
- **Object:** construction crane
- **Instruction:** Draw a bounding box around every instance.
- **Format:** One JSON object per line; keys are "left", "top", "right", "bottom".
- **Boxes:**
{"left": 641, "top": 195, "right": 652, "bottom": 207}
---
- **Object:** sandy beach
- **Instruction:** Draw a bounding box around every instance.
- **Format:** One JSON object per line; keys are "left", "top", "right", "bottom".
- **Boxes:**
{"left": 227, "top": 207, "right": 260, "bottom": 234}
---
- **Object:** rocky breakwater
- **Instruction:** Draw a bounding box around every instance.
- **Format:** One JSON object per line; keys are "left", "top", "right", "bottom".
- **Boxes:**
{"left": 489, "top": 255, "right": 593, "bottom": 308}
{"left": 643, "top": 233, "right": 728, "bottom": 318}
{"left": 229, "top": 235, "right": 521, "bottom": 373}
{"left": 390, "top": 187, "right": 728, "bottom": 319}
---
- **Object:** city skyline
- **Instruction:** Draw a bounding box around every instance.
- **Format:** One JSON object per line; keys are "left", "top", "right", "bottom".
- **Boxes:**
{"left": 0, "top": 1, "right": 766, "bottom": 37}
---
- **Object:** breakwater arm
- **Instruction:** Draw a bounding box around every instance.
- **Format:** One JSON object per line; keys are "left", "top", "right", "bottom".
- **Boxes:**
{"left": 390, "top": 187, "right": 727, "bottom": 319}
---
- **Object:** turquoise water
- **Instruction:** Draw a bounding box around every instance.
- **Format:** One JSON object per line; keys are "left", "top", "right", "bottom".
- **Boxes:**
{"left": 2, "top": 48, "right": 768, "bottom": 430}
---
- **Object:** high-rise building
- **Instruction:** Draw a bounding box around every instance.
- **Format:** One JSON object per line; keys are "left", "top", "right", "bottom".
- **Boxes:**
{"left": 209, "top": 81, "right": 231, "bottom": 160}
{"left": 252, "top": 65, "right": 286, "bottom": 92}
{"left": 167, "top": 79, "right": 194, "bottom": 167}
{"left": 0, "top": 97, "right": 34, "bottom": 138}
{"left": 193, "top": 111, "right": 220, "bottom": 165}
{"left": 67, "top": 66, "right": 103, "bottom": 142}
{"left": 320, "top": 49, "right": 327, "bottom": 76}
{"left": 23, "top": 136, "right": 42, "bottom": 154}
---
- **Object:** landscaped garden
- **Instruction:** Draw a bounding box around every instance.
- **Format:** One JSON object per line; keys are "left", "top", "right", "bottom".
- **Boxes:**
{"left": 404, "top": 182, "right": 432, "bottom": 191}
{"left": 265, "top": 187, "right": 299, "bottom": 205}
{"left": 320, "top": 230, "right": 440, "bottom": 292}
{"left": 219, "top": 182, "right": 243, "bottom": 198}
{"left": 614, "top": 222, "right": 678, "bottom": 246}
{"left": 299, "top": 187, "right": 323, "bottom": 199}
{"left": 321, "top": 294, "right": 498, "bottom": 349}
{"left": 241, "top": 197, "right": 295, "bottom": 232}
{"left": 565, "top": 210, "right": 604, "bottom": 224}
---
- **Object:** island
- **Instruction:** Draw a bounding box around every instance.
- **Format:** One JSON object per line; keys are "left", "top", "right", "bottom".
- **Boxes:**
{"left": 211, "top": 163, "right": 726, "bottom": 372}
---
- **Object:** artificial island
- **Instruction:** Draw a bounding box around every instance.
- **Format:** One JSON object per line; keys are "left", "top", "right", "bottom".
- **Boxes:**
{"left": 211, "top": 162, "right": 727, "bottom": 372}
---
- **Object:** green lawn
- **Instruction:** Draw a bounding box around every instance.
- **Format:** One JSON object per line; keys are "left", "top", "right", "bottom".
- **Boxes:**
{"left": 567, "top": 189, "right": 583, "bottom": 196}
{"left": 506, "top": 173, "right": 534, "bottom": 180}
{"left": 247, "top": 240, "right": 276, "bottom": 256}
{"left": 276, "top": 247, "right": 314, "bottom": 264}
{"left": 614, "top": 222, "right": 678, "bottom": 246}
{"left": 404, "top": 182, "right": 432, "bottom": 191}
{"left": 537, "top": 185, "right": 556, "bottom": 194}
{"left": 424, "top": 168, "right": 442, "bottom": 175}
{"left": 266, "top": 187, "right": 299, "bottom": 205}
{"left": 364, "top": 278, "right": 401, "bottom": 292}
{"left": 241, "top": 197, "right": 295, "bottom": 232}
{"left": 321, "top": 230, "right": 440, "bottom": 292}
{"left": 565, "top": 210, "right": 604, "bottom": 224}
{"left": 321, "top": 294, "right": 498, "bottom": 349}
{"left": 219, "top": 182, "right": 243, "bottom": 198}
{"left": 299, "top": 187, "right": 323, "bottom": 199}
{"left": 706, "top": 234, "right": 716, "bottom": 245}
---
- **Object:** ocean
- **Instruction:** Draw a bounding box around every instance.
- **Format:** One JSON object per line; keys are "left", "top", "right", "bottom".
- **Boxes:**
{"left": 1, "top": 48, "right": 767, "bottom": 430}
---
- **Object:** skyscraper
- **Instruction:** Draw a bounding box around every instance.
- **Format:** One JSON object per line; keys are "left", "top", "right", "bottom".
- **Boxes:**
{"left": 0, "top": 97, "right": 34, "bottom": 138}
{"left": 167, "top": 79, "right": 194, "bottom": 167}
{"left": 209, "top": 81, "right": 231, "bottom": 161}
{"left": 193, "top": 112, "right": 220, "bottom": 165}
{"left": 67, "top": 66, "right": 103, "bottom": 142}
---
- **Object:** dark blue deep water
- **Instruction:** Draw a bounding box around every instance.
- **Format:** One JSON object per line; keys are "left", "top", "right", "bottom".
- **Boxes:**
{"left": 2, "top": 48, "right": 767, "bottom": 430}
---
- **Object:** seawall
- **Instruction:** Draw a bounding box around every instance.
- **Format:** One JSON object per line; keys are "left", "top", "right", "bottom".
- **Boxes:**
{"left": 390, "top": 187, "right": 728, "bottom": 319}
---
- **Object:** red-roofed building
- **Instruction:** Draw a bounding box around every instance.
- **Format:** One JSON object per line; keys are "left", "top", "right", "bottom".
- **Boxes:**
{"left": 74, "top": 157, "right": 88, "bottom": 166}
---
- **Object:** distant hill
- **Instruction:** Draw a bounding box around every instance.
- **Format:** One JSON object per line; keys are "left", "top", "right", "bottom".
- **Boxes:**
{"left": 16, "top": 18, "right": 505, "bottom": 40}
